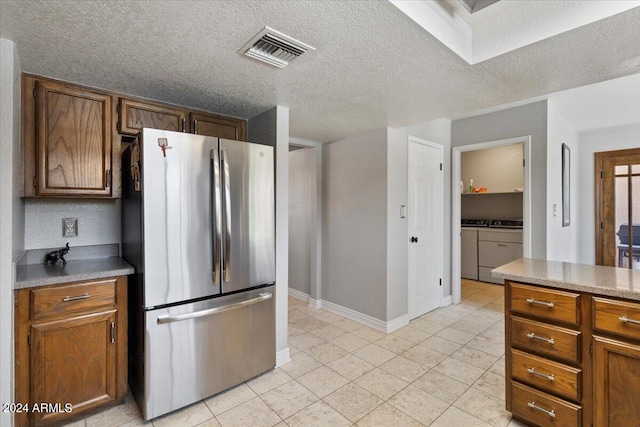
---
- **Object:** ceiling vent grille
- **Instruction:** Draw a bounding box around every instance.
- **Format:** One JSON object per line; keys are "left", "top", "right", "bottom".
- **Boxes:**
{"left": 240, "top": 27, "right": 315, "bottom": 69}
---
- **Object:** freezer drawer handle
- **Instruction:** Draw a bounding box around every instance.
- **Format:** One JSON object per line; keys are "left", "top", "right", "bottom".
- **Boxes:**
{"left": 156, "top": 292, "right": 272, "bottom": 324}
{"left": 62, "top": 293, "right": 91, "bottom": 302}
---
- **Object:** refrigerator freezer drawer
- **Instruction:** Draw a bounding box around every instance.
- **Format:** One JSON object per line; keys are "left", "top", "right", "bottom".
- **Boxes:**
{"left": 141, "top": 287, "right": 275, "bottom": 420}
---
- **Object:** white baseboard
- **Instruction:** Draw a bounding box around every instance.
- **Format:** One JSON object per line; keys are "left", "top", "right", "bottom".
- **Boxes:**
{"left": 442, "top": 295, "right": 452, "bottom": 307}
{"left": 386, "top": 315, "right": 409, "bottom": 333}
{"left": 288, "top": 287, "right": 309, "bottom": 303}
{"left": 275, "top": 348, "right": 291, "bottom": 367}
{"left": 308, "top": 297, "right": 322, "bottom": 309}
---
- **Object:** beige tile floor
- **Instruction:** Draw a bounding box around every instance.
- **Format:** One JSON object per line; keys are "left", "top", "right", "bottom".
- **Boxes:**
{"left": 65, "top": 280, "right": 529, "bottom": 427}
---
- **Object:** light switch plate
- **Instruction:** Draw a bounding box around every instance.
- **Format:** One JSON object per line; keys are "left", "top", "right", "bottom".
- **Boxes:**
{"left": 62, "top": 218, "right": 78, "bottom": 237}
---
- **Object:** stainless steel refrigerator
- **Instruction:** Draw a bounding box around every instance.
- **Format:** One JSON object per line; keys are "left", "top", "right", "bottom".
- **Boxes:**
{"left": 122, "top": 128, "right": 275, "bottom": 420}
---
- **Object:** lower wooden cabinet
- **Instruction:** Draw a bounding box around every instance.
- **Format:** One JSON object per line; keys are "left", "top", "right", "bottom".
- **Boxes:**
{"left": 15, "top": 277, "right": 127, "bottom": 426}
{"left": 506, "top": 280, "right": 640, "bottom": 427}
{"left": 593, "top": 335, "right": 640, "bottom": 427}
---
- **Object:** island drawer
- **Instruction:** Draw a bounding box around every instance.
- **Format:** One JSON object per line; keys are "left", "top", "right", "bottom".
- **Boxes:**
{"left": 511, "top": 381, "right": 582, "bottom": 427}
{"left": 511, "top": 283, "right": 580, "bottom": 326}
{"left": 30, "top": 278, "right": 117, "bottom": 320}
{"left": 511, "top": 348, "right": 581, "bottom": 401}
{"left": 511, "top": 316, "right": 581, "bottom": 363}
{"left": 593, "top": 297, "right": 640, "bottom": 341}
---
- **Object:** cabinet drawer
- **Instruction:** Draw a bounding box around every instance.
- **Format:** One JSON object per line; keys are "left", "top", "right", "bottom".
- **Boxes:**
{"left": 511, "top": 317, "right": 581, "bottom": 363}
{"left": 593, "top": 297, "right": 640, "bottom": 341}
{"left": 478, "top": 230, "right": 523, "bottom": 243}
{"left": 511, "top": 381, "right": 581, "bottom": 427}
{"left": 511, "top": 349, "right": 581, "bottom": 401}
{"left": 31, "top": 279, "right": 117, "bottom": 320}
{"left": 478, "top": 241, "right": 522, "bottom": 268}
{"left": 511, "top": 283, "right": 580, "bottom": 326}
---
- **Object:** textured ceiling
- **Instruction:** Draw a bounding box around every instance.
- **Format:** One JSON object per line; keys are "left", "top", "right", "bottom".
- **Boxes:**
{"left": 1, "top": 1, "right": 639, "bottom": 142}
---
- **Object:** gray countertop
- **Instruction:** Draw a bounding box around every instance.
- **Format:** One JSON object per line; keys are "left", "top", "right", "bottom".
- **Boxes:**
{"left": 15, "top": 257, "right": 134, "bottom": 289}
{"left": 492, "top": 258, "right": 640, "bottom": 301}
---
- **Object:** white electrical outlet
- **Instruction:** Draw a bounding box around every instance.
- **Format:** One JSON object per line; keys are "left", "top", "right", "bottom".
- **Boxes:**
{"left": 62, "top": 218, "right": 78, "bottom": 237}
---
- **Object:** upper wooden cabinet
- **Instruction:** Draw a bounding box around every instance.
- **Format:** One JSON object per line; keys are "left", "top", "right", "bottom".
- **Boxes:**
{"left": 118, "top": 98, "right": 188, "bottom": 135}
{"left": 23, "top": 76, "right": 115, "bottom": 197}
{"left": 116, "top": 97, "right": 246, "bottom": 141}
{"left": 191, "top": 111, "right": 246, "bottom": 141}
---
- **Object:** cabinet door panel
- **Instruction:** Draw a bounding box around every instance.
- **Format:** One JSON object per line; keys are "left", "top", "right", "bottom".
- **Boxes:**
{"left": 593, "top": 336, "right": 640, "bottom": 427}
{"left": 30, "top": 310, "right": 117, "bottom": 425}
{"left": 191, "top": 112, "right": 246, "bottom": 141}
{"left": 36, "top": 81, "right": 112, "bottom": 196}
{"left": 118, "top": 98, "right": 187, "bottom": 135}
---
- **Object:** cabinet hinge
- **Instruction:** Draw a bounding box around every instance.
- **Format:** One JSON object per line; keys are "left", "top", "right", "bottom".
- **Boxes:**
{"left": 439, "top": 278, "right": 442, "bottom": 287}
{"left": 27, "top": 333, "right": 31, "bottom": 346}
{"left": 182, "top": 118, "right": 186, "bottom": 133}
{"left": 110, "top": 322, "right": 115, "bottom": 343}
{"left": 33, "top": 177, "right": 37, "bottom": 188}
{"left": 600, "top": 222, "right": 604, "bottom": 230}
{"left": 105, "top": 169, "right": 111, "bottom": 188}
{"left": 32, "top": 87, "right": 36, "bottom": 99}
{"left": 523, "top": 159, "right": 525, "bottom": 167}
{"left": 439, "top": 163, "right": 443, "bottom": 171}
{"left": 600, "top": 171, "right": 604, "bottom": 179}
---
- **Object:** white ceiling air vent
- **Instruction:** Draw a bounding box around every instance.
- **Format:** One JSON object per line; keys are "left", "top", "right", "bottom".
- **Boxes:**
{"left": 240, "top": 26, "right": 315, "bottom": 69}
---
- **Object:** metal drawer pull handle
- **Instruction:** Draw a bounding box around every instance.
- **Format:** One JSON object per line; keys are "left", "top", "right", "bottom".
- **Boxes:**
{"left": 526, "top": 298, "right": 554, "bottom": 308}
{"left": 619, "top": 316, "right": 640, "bottom": 325}
{"left": 527, "top": 402, "right": 556, "bottom": 418}
{"left": 527, "top": 332, "right": 555, "bottom": 345}
{"left": 62, "top": 293, "right": 91, "bottom": 302}
{"left": 527, "top": 367, "right": 555, "bottom": 381}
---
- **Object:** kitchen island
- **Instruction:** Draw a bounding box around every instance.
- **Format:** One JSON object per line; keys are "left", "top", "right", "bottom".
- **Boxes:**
{"left": 493, "top": 258, "right": 640, "bottom": 427}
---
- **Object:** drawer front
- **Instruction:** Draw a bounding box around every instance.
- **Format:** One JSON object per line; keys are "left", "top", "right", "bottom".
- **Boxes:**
{"left": 511, "top": 381, "right": 581, "bottom": 427}
{"left": 31, "top": 279, "right": 117, "bottom": 320}
{"left": 511, "top": 348, "right": 581, "bottom": 401}
{"left": 511, "top": 283, "right": 580, "bottom": 326}
{"left": 511, "top": 316, "right": 581, "bottom": 363}
{"left": 593, "top": 297, "right": 640, "bottom": 341}
{"left": 478, "top": 241, "right": 522, "bottom": 268}
{"left": 478, "top": 230, "right": 523, "bottom": 243}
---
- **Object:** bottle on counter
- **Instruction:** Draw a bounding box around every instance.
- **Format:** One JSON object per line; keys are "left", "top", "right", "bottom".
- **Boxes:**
{"left": 469, "top": 179, "right": 473, "bottom": 194}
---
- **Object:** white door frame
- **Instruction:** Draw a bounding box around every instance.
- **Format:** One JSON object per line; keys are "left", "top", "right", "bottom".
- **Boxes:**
{"left": 451, "top": 136, "right": 532, "bottom": 304}
{"left": 408, "top": 136, "right": 444, "bottom": 319}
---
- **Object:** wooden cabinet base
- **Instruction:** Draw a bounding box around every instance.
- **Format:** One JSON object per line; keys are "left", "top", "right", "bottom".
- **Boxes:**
{"left": 14, "top": 277, "right": 128, "bottom": 427}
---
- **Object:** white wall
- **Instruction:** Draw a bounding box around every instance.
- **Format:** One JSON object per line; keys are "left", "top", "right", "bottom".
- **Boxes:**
{"left": 322, "top": 128, "right": 387, "bottom": 320}
{"left": 387, "top": 119, "right": 451, "bottom": 317}
{"left": 577, "top": 124, "right": 640, "bottom": 264}
{"left": 546, "top": 101, "right": 579, "bottom": 262}
{"left": 24, "top": 199, "right": 120, "bottom": 249}
{"left": 248, "top": 106, "right": 290, "bottom": 365}
{"left": 288, "top": 148, "right": 316, "bottom": 295}
{"left": 452, "top": 101, "right": 548, "bottom": 259}
{"left": 0, "top": 37, "right": 22, "bottom": 427}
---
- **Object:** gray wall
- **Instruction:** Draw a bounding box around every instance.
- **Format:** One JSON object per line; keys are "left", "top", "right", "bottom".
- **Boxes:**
{"left": 24, "top": 199, "right": 120, "bottom": 249}
{"left": 577, "top": 124, "right": 640, "bottom": 264}
{"left": 387, "top": 119, "right": 451, "bottom": 317}
{"left": 322, "top": 128, "right": 387, "bottom": 320}
{"left": 452, "top": 101, "right": 548, "bottom": 259}
{"left": 288, "top": 148, "right": 316, "bottom": 295}
{"left": 0, "top": 37, "right": 22, "bottom": 427}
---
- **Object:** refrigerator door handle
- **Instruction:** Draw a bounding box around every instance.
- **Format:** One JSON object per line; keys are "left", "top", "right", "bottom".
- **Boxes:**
{"left": 211, "top": 148, "right": 222, "bottom": 283}
{"left": 221, "top": 149, "right": 231, "bottom": 283}
{"left": 156, "top": 292, "right": 272, "bottom": 324}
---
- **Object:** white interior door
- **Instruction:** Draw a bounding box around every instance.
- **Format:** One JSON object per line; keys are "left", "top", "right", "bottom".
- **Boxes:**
{"left": 408, "top": 137, "right": 443, "bottom": 320}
